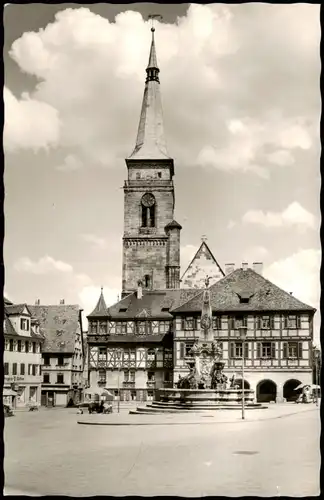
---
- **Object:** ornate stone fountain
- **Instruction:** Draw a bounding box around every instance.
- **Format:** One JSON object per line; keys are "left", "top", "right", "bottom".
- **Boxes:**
{"left": 130, "top": 277, "right": 265, "bottom": 414}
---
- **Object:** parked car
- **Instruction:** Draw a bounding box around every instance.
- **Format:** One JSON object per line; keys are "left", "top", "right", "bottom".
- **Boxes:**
{"left": 77, "top": 401, "right": 113, "bottom": 414}
{"left": 4, "top": 404, "right": 14, "bottom": 417}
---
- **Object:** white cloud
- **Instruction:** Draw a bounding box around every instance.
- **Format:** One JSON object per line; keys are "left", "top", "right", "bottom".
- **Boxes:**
{"left": 78, "top": 285, "right": 120, "bottom": 327}
{"left": 267, "top": 149, "right": 295, "bottom": 167}
{"left": 197, "top": 115, "right": 314, "bottom": 178}
{"left": 264, "top": 248, "right": 320, "bottom": 309}
{"left": 264, "top": 248, "right": 321, "bottom": 343}
{"left": 5, "top": 4, "right": 319, "bottom": 174}
{"left": 81, "top": 233, "right": 108, "bottom": 250}
{"left": 56, "top": 154, "right": 83, "bottom": 172}
{"left": 3, "top": 87, "right": 61, "bottom": 152}
{"left": 14, "top": 255, "right": 73, "bottom": 274}
{"left": 242, "top": 202, "right": 316, "bottom": 230}
{"left": 244, "top": 245, "right": 269, "bottom": 261}
{"left": 180, "top": 244, "right": 197, "bottom": 275}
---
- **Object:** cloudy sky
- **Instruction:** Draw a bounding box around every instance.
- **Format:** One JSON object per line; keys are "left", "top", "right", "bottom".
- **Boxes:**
{"left": 4, "top": 3, "right": 321, "bottom": 339}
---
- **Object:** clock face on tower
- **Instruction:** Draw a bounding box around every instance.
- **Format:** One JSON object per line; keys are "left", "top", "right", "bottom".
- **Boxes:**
{"left": 142, "top": 193, "right": 155, "bottom": 207}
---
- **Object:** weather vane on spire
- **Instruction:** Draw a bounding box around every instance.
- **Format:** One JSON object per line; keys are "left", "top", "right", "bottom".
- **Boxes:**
{"left": 148, "top": 14, "right": 163, "bottom": 31}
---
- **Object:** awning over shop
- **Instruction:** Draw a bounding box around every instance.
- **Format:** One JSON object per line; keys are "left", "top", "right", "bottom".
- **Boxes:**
{"left": 84, "top": 386, "right": 114, "bottom": 400}
{"left": 3, "top": 388, "right": 18, "bottom": 397}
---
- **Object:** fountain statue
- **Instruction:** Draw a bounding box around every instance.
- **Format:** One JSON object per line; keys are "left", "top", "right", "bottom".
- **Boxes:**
{"left": 130, "top": 275, "right": 265, "bottom": 414}
{"left": 177, "top": 276, "right": 229, "bottom": 390}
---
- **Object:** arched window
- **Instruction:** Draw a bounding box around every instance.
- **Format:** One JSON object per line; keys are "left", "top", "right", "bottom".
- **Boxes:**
{"left": 141, "top": 193, "right": 156, "bottom": 228}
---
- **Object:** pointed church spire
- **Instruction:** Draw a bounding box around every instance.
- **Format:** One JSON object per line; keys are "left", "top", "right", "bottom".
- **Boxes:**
{"left": 88, "top": 287, "right": 109, "bottom": 318}
{"left": 128, "top": 26, "right": 170, "bottom": 160}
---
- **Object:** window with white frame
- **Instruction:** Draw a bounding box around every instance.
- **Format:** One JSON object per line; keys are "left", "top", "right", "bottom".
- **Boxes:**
{"left": 180, "top": 342, "right": 194, "bottom": 359}
{"left": 183, "top": 317, "right": 197, "bottom": 330}
{"left": 99, "top": 322, "right": 107, "bottom": 334}
{"left": 257, "top": 342, "right": 276, "bottom": 359}
{"left": 20, "top": 318, "right": 29, "bottom": 331}
{"left": 284, "top": 314, "right": 301, "bottom": 329}
{"left": 212, "top": 316, "right": 222, "bottom": 330}
{"left": 282, "top": 341, "right": 302, "bottom": 359}
{"left": 258, "top": 315, "right": 274, "bottom": 329}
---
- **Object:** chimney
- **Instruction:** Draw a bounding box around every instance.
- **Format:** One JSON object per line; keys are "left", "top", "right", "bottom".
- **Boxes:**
{"left": 137, "top": 280, "right": 143, "bottom": 300}
{"left": 225, "top": 263, "right": 235, "bottom": 275}
{"left": 242, "top": 262, "right": 248, "bottom": 271}
{"left": 60, "top": 299, "right": 65, "bottom": 305}
{"left": 252, "top": 262, "right": 263, "bottom": 275}
{"left": 35, "top": 299, "right": 40, "bottom": 305}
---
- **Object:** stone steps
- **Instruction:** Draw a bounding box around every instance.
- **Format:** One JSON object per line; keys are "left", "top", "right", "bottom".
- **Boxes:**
{"left": 130, "top": 402, "right": 267, "bottom": 414}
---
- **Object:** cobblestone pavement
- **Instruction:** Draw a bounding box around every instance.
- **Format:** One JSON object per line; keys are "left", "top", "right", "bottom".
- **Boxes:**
{"left": 4, "top": 404, "right": 320, "bottom": 497}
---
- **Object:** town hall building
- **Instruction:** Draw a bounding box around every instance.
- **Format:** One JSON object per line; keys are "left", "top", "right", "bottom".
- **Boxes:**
{"left": 86, "top": 26, "right": 316, "bottom": 404}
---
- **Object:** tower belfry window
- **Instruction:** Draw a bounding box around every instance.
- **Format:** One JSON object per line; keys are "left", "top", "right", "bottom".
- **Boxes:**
{"left": 141, "top": 193, "right": 156, "bottom": 228}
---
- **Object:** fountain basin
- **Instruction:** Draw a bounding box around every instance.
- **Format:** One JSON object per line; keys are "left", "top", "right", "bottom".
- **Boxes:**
{"left": 157, "top": 388, "right": 256, "bottom": 406}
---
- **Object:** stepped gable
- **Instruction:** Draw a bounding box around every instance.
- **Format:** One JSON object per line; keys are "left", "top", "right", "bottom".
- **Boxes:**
{"left": 28, "top": 304, "right": 81, "bottom": 353}
{"left": 172, "top": 267, "right": 316, "bottom": 313}
{"left": 181, "top": 241, "right": 225, "bottom": 289}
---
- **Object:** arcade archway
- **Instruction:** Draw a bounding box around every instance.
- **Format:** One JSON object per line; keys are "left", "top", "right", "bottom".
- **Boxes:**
{"left": 234, "top": 379, "right": 250, "bottom": 389}
{"left": 257, "top": 379, "right": 277, "bottom": 403}
{"left": 283, "top": 379, "right": 302, "bottom": 402}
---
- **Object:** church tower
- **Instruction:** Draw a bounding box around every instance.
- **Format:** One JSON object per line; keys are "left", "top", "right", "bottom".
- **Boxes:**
{"left": 122, "top": 27, "right": 181, "bottom": 296}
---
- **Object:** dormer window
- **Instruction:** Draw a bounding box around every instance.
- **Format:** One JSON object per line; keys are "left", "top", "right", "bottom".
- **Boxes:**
{"left": 20, "top": 318, "right": 29, "bottom": 331}
{"left": 161, "top": 307, "right": 169, "bottom": 312}
{"left": 237, "top": 291, "right": 253, "bottom": 304}
{"left": 119, "top": 308, "right": 127, "bottom": 313}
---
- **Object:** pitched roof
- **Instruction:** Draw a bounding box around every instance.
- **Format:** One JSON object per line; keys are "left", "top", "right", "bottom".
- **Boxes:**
{"left": 4, "top": 297, "right": 13, "bottom": 305}
{"left": 5, "top": 304, "right": 32, "bottom": 316}
{"left": 127, "top": 27, "right": 170, "bottom": 161}
{"left": 28, "top": 305, "right": 81, "bottom": 353}
{"left": 181, "top": 241, "right": 225, "bottom": 289}
{"left": 88, "top": 288, "right": 109, "bottom": 318}
{"left": 108, "top": 289, "right": 200, "bottom": 320}
{"left": 3, "top": 316, "right": 18, "bottom": 336}
{"left": 173, "top": 268, "right": 316, "bottom": 313}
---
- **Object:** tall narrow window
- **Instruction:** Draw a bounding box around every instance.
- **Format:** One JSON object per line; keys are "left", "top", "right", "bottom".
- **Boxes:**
{"left": 144, "top": 275, "right": 151, "bottom": 289}
{"left": 12, "top": 363, "right": 17, "bottom": 375}
{"left": 20, "top": 363, "right": 25, "bottom": 375}
{"left": 4, "top": 363, "right": 9, "bottom": 375}
{"left": 9, "top": 339, "right": 14, "bottom": 352}
{"left": 17, "top": 340, "right": 22, "bottom": 352}
{"left": 141, "top": 193, "right": 156, "bottom": 228}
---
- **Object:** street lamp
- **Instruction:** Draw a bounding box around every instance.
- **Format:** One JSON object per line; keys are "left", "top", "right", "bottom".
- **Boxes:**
{"left": 116, "top": 348, "right": 123, "bottom": 413}
{"left": 238, "top": 326, "right": 248, "bottom": 420}
{"left": 314, "top": 347, "right": 321, "bottom": 407}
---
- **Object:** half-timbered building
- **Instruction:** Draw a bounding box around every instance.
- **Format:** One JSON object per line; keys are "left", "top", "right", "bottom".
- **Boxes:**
{"left": 88, "top": 266, "right": 315, "bottom": 402}
{"left": 85, "top": 25, "right": 316, "bottom": 404}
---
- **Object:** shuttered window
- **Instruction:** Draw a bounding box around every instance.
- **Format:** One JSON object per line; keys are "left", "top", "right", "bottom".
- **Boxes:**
{"left": 244, "top": 342, "right": 249, "bottom": 359}
{"left": 12, "top": 363, "right": 17, "bottom": 375}
{"left": 4, "top": 363, "right": 9, "bottom": 375}
{"left": 298, "top": 342, "right": 303, "bottom": 359}
{"left": 229, "top": 342, "right": 235, "bottom": 358}
{"left": 283, "top": 342, "right": 288, "bottom": 358}
{"left": 20, "top": 363, "right": 25, "bottom": 375}
{"left": 180, "top": 342, "right": 185, "bottom": 359}
{"left": 271, "top": 343, "right": 276, "bottom": 359}
{"left": 256, "top": 342, "right": 261, "bottom": 358}
{"left": 212, "top": 316, "right": 222, "bottom": 330}
{"left": 284, "top": 314, "right": 301, "bottom": 329}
